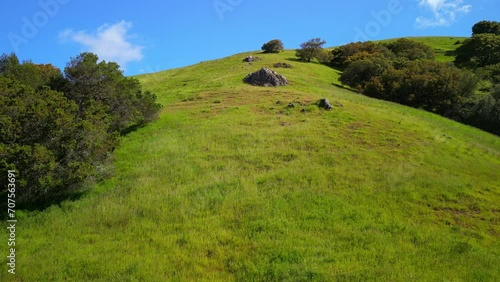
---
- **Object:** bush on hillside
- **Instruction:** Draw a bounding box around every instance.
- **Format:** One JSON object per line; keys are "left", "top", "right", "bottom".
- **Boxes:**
{"left": 0, "top": 53, "right": 162, "bottom": 209}
{"left": 383, "top": 38, "right": 435, "bottom": 61}
{"left": 262, "top": 39, "right": 284, "bottom": 53}
{"left": 316, "top": 49, "right": 334, "bottom": 64}
{"left": 330, "top": 27, "right": 500, "bottom": 136}
{"left": 472, "top": 20, "right": 500, "bottom": 36}
{"left": 341, "top": 58, "right": 477, "bottom": 115}
{"left": 296, "top": 38, "right": 326, "bottom": 62}
{"left": 455, "top": 34, "right": 500, "bottom": 68}
{"left": 329, "top": 41, "right": 392, "bottom": 69}
{"left": 330, "top": 39, "right": 434, "bottom": 70}
{"left": 63, "top": 53, "right": 162, "bottom": 133}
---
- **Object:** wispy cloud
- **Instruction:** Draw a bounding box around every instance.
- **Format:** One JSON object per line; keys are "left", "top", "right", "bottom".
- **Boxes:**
{"left": 415, "top": 0, "right": 471, "bottom": 28}
{"left": 60, "top": 20, "right": 143, "bottom": 69}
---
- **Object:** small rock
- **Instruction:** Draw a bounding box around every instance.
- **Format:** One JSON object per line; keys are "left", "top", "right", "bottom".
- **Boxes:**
{"left": 243, "top": 56, "right": 261, "bottom": 62}
{"left": 288, "top": 103, "right": 295, "bottom": 108}
{"left": 273, "top": 62, "right": 293, "bottom": 68}
{"left": 319, "top": 98, "right": 333, "bottom": 110}
{"left": 243, "top": 56, "right": 254, "bottom": 62}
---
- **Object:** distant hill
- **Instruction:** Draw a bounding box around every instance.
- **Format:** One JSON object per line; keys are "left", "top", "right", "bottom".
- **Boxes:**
{"left": 5, "top": 37, "right": 499, "bottom": 281}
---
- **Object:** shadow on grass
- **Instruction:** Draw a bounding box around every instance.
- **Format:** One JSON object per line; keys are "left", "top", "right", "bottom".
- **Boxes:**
{"left": 332, "top": 83, "right": 354, "bottom": 91}
{"left": 445, "top": 50, "right": 457, "bottom": 57}
{"left": 0, "top": 186, "right": 89, "bottom": 219}
{"left": 121, "top": 123, "right": 147, "bottom": 136}
{"left": 285, "top": 57, "right": 308, "bottom": 63}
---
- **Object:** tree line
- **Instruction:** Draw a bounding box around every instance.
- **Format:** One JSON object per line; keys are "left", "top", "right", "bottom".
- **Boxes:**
{"left": 287, "top": 20, "right": 500, "bottom": 136}
{"left": 0, "top": 52, "right": 162, "bottom": 209}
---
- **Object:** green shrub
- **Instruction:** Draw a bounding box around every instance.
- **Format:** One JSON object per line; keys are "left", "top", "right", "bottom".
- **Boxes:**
{"left": 0, "top": 53, "right": 162, "bottom": 208}
{"left": 262, "top": 39, "right": 284, "bottom": 53}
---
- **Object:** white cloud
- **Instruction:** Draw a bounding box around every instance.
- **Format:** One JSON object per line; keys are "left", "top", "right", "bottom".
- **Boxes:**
{"left": 60, "top": 20, "right": 143, "bottom": 69}
{"left": 415, "top": 0, "right": 471, "bottom": 28}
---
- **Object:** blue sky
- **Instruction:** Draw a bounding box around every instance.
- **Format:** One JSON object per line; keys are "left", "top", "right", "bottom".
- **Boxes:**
{"left": 1, "top": 0, "right": 498, "bottom": 76}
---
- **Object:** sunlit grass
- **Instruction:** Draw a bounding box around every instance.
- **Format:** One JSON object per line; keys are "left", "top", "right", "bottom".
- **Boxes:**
{"left": 2, "top": 37, "right": 499, "bottom": 281}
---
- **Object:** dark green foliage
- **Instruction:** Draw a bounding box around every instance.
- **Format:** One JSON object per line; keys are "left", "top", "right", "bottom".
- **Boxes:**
{"left": 492, "top": 84, "right": 500, "bottom": 100}
{"left": 330, "top": 41, "right": 391, "bottom": 69}
{"left": 448, "top": 91, "right": 500, "bottom": 135}
{"left": 446, "top": 21, "right": 500, "bottom": 134}
{"left": 455, "top": 34, "right": 500, "bottom": 68}
{"left": 0, "top": 53, "right": 19, "bottom": 74}
{"left": 296, "top": 38, "right": 326, "bottom": 62}
{"left": 330, "top": 39, "right": 434, "bottom": 69}
{"left": 62, "top": 52, "right": 162, "bottom": 133}
{"left": 333, "top": 29, "right": 499, "bottom": 136}
{"left": 479, "top": 63, "right": 500, "bottom": 84}
{"left": 0, "top": 52, "right": 161, "bottom": 208}
{"left": 341, "top": 59, "right": 474, "bottom": 115}
{"left": 0, "top": 76, "right": 109, "bottom": 205}
{"left": 339, "top": 57, "right": 392, "bottom": 92}
{"left": 261, "top": 39, "right": 284, "bottom": 53}
{"left": 384, "top": 38, "right": 435, "bottom": 61}
{"left": 315, "top": 49, "right": 333, "bottom": 64}
{"left": 0, "top": 53, "right": 63, "bottom": 90}
{"left": 457, "top": 21, "right": 500, "bottom": 68}
{"left": 472, "top": 20, "right": 500, "bottom": 36}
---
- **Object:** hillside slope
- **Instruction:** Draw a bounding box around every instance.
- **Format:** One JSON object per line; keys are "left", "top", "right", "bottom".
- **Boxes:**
{"left": 3, "top": 40, "right": 499, "bottom": 281}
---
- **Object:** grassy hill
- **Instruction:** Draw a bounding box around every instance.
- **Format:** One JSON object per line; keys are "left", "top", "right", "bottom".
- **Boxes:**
{"left": 2, "top": 37, "right": 499, "bottom": 281}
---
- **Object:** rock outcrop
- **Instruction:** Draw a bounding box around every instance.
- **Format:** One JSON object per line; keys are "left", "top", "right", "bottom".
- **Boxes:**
{"left": 273, "top": 62, "right": 293, "bottom": 68}
{"left": 319, "top": 98, "right": 333, "bottom": 110}
{"left": 243, "top": 68, "right": 288, "bottom": 87}
{"left": 242, "top": 56, "right": 261, "bottom": 62}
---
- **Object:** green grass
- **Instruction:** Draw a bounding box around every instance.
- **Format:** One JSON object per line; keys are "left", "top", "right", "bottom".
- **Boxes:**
{"left": 2, "top": 37, "right": 499, "bottom": 281}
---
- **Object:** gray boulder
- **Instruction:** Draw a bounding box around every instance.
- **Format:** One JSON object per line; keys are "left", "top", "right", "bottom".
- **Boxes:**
{"left": 243, "top": 68, "right": 288, "bottom": 87}
{"left": 243, "top": 56, "right": 254, "bottom": 62}
{"left": 319, "top": 98, "right": 333, "bottom": 110}
{"left": 243, "top": 56, "right": 261, "bottom": 62}
{"left": 273, "top": 62, "right": 293, "bottom": 68}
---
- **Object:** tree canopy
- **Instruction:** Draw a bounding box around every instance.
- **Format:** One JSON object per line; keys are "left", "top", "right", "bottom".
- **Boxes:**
{"left": 261, "top": 39, "right": 284, "bottom": 53}
{"left": 383, "top": 38, "right": 435, "bottom": 61}
{"left": 296, "top": 38, "right": 326, "bottom": 62}
{"left": 0, "top": 53, "right": 162, "bottom": 208}
{"left": 455, "top": 34, "right": 500, "bottom": 68}
{"left": 472, "top": 20, "right": 500, "bottom": 36}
